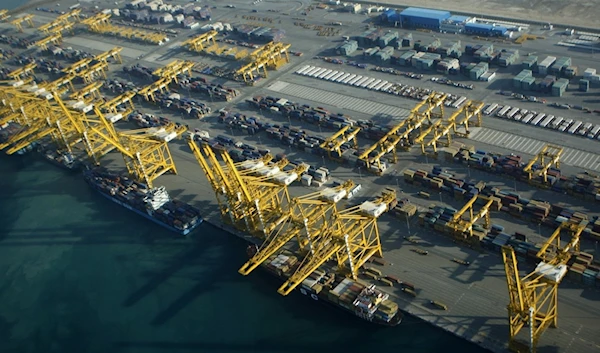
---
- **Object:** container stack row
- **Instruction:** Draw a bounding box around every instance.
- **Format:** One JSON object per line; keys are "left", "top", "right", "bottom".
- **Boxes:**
{"left": 405, "top": 164, "right": 599, "bottom": 240}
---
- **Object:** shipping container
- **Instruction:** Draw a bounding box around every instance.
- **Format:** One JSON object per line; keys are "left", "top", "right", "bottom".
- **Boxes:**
{"left": 484, "top": 103, "right": 499, "bottom": 115}
{"left": 568, "top": 121, "right": 583, "bottom": 134}
{"left": 349, "top": 75, "right": 365, "bottom": 86}
{"left": 496, "top": 105, "right": 511, "bottom": 118}
{"left": 336, "top": 73, "right": 350, "bottom": 82}
{"left": 317, "top": 69, "right": 332, "bottom": 79}
{"left": 305, "top": 67, "right": 321, "bottom": 76}
{"left": 506, "top": 107, "right": 520, "bottom": 119}
{"left": 296, "top": 65, "right": 311, "bottom": 74}
{"left": 331, "top": 72, "right": 346, "bottom": 81}
{"left": 326, "top": 71, "right": 340, "bottom": 80}
{"left": 342, "top": 74, "right": 356, "bottom": 84}
{"left": 588, "top": 125, "right": 600, "bottom": 139}
{"left": 530, "top": 113, "right": 546, "bottom": 126}
{"left": 521, "top": 113, "right": 534, "bottom": 124}
{"left": 361, "top": 78, "right": 377, "bottom": 88}
{"left": 539, "top": 115, "right": 554, "bottom": 128}
{"left": 367, "top": 79, "right": 382, "bottom": 90}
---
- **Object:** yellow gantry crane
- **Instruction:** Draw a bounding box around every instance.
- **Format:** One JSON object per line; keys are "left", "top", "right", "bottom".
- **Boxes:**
{"left": 0, "top": 9, "right": 11, "bottom": 21}
{"left": 81, "top": 13, "right": 168, "bottom": 45}
{"left": 89, "top": 107, "right": 187, "bottom": 187}
{"left": 94, "top": 46, "right": 123, "bottom": 65}
{"left": 70, "top": 81, "right": 104, "bottom": 103}
{"left": 152, "top": 60, "right": 195, "bottom": 84}
{"left": 33, "top": 33, "right": 62, "bottom": 51}
{"left": 78, "top": 61, "right": 109, "bottom": 83}
{"left": 277, "top": 188, "right": 396, "bottom": 296}
{"left": 320, "top": 125, "right": 360, "bottom": 161}
{"left": 100, "top": 91, "right": 136, "bottom": 122}
{"left": 358, "top": 93, "right": 447, "bottom": 174}
{"left": 522, "top": 144, "right": 563, "bottom": 184}
{"left": 225, "top": 156, "right": 309, "bottom": 237}
{"left": 234, "top": 41, "right": 291, "bottom": 85}
{"left": 7, "top": 63, "right": 37, "bottom": 81}
{"left": 502, "top": 220, "right": 586, "bottom": 353}
{"left": 445, "top": 194, "right": 494, "bottom": 245}
{"left": 137, "top": 77, "right": 171, "bottom": 102}
{"left": 239, "top": 180, "right": 356, "bottom": 276}
{"left": 414, "top": 100, "right": 484, "bottom": 155}
{"left": 182, "top": 30, "right": 218, "bottom": 52}
{"left": 10, "top": 14, "right": 34, "bottom": 32}
{"left": 63, "top": 58, "right": 93, "bottom": 76}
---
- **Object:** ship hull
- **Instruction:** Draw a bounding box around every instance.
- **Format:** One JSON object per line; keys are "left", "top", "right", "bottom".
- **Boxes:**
{"left": 85, "top": 178, "right": 202, "bottom": 236}
{"left": 254, "top": 249, "right": 402, "bottom": 327}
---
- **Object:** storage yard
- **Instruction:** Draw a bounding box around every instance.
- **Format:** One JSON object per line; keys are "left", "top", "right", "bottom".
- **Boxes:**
{"left": 1, "top": 1, "right": 600, "bottom": 353}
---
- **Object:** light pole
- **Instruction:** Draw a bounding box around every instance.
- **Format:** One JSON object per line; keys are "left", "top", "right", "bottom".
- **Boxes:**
{"left": 439, "top": 192, "right": 443, "bottom": 203}
{"left": 514, "top": 179, "right": 517, "bottom": 192}
{"left": 406, "top": 213, "right": 411, "bottom": 234}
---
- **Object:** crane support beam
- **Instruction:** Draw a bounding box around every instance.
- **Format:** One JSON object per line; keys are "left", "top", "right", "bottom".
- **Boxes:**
{"left": 277, "top": 189, "right": 395, "bottom": 296}
{"left": 523, "top": 144, "right": 563, "bottom": 183}
{"left": 320, "top": 126, "right": 360, "bottom": 160}
{"left": 501, "top": 220, "right": 582, "bottom": 352}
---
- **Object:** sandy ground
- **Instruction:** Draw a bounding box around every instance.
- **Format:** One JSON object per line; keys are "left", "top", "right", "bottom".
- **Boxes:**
{"left": 364, "top": 0, "right": 600, "bottom": 29}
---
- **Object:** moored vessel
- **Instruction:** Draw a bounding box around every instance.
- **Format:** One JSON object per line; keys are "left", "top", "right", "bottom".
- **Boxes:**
{"left": 83, "top": 167, "right": 203, "bottom": 235}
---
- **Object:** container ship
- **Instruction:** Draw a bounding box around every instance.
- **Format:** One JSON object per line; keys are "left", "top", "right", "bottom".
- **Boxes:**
{"left": 248, "top": 246, "right": 403, "bottom": 326}
{"left": 39, "top": 144, "right": 83, "bottom": 171}
{"left": 83, "top": 167, "right": 202, "bottom": 235}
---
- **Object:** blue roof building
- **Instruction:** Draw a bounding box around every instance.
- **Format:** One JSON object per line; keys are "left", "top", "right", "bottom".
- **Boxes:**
{"left": 381, "top": 9, "right": 401, "bottom": 23}
{"left": 400, "top": 7, "right": 451, "bottom": 30}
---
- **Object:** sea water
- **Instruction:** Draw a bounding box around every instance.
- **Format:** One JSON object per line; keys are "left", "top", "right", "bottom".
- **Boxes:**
{"left": 0, "top": 155, "right": 490, "bottom": 353}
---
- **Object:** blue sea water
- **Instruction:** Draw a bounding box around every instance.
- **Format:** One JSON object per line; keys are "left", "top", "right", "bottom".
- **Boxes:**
{"left": 0, "top": 154, "right": 491, "bottom": 353}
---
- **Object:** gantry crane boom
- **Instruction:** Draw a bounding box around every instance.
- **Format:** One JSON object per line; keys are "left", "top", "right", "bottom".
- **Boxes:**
{"left": 277, "top": 189, "right": 396, "bottom": 296}
{"left": 89, "top": 107, "right": 184, "bottom": 187}
{"left": 238, "top": 180, "right": 356, "bottom": 275}
{"left": 502, "top": 220, "right": 586, "bottom": 352}
{"left": 94, "top": 46, "right": 123, "bottom": 64}
{"left": 358, "top": 93, "right": 447, "bottom": 173}
{"left": 320, "top": 126, "right": 360, "bottom": 160}
{"left": 100, "top": 91, "right": 136, "bottom": 118}
{"left": 523, "top": 144, "right": 563, "bottom": 183}
{"left": 70, "top": 81, "right": 104, "bottom": 102}
{"left": 446, "top": 195, "right": 493, "bottom": 240}
{"left": 10, "top": 14, "right": 34, "bottom": 32}
{"left": 8, "top": 63, "right": 37, "bottom": 81}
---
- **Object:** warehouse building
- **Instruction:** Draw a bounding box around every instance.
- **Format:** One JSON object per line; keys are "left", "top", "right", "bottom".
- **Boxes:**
{"left": 464, "top": 23, "right": 508, "bottom": 37}
{"left": 439, "top": 15, "right": 474, "bottom": 33}
{"left": 380, "top": 9, "right": 401, "bottom": 24}
{"left": 400, "top": 7, "right": 451, "bottom": 30}
{"left": 337, "top": 40, "right": 358, "bottom": 56}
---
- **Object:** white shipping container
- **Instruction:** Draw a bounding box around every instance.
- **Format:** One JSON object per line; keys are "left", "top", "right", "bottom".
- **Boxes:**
{"left": 296, "top": 65, "right": 311, "bottom": 74}
{"left": 367, "top": 79, "right": 382, "bottom": 89}
{"left": 361, "top": 78, "right": 376, "bottom": 88}
{"left": 342, "top": 74, "right": 357, "bottom": 84}
{"left": 588, "top": 125, "right": 600, "bottom": 139}
{"left": 506, "top": 107, "right": 520, "bottom": 119}
{"left": 539, "top": 115, "right": 554, "bottom": 128}
{"left": 348, "top": 75, "right": 363, "bottom": 85}
{"left": 484, "top": 103, "right": 499, "bottom": 115}
{"left": 521, "top": 113, "right": 534, "bottom": 124}
{"left": 568, "top": 121, "right": 582, "bottom": 134}
{"left": 496, "top": 106, "right": 511, "bottom": 117}
{"left": 324, "top": 70, "right": 338, "bottom": 80}
{"left": 337, "top": 73, "right": 350, "bottom": 82}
